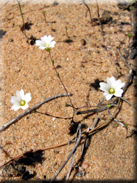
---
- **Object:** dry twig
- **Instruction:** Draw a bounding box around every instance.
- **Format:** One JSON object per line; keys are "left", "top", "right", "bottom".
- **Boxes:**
{"left": 0, "top": 93, "right": 72, "bottom": 132}
{"left": 50, "top": 124, "right": 82, "bottom": 182}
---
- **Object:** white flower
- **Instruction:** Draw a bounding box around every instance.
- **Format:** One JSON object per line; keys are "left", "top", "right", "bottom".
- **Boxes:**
{"left": 35, "top": 35, "right": 56, "bottom": 52}
{"left": 10, "top": 89, "right": 31, "bottom": 111}
{"left": 99, "top": 76, "right": 125, "bottom": 100}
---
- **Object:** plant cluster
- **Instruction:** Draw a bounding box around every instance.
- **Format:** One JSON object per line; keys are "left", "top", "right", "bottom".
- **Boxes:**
{"left": 0, "top": 0, "right": 136, "bottom": 181}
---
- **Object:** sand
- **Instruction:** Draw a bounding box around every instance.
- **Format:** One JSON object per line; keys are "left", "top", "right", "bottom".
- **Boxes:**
{"left": 0, "top": 0, "right": 136, "bottom": 181}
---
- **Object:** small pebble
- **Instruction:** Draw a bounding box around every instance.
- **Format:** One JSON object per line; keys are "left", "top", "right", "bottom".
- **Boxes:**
{"left": 82, "top": 162, "right": 89, "bottom": 169}
{"left": 14, "top": 66, "right": 21, "bottom": 73}
{"left": 9, "top": 38, "right": 14, "bottom": 42}
{"left": 81, "top": 39, "right": 86, "bottom": 46}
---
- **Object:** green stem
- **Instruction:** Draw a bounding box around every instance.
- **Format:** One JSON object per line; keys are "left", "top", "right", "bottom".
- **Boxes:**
{"left": 16, "top": 0, "right": 28, "bottom": 40}
{"left": 17, "top": 0, "right": 25, "bottom": 25}
{"left": 49, "top": 52, "right": 76, "bottom": 111}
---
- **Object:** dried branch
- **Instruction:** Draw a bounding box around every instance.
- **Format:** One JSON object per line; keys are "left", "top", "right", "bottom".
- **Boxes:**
{"left": 79, "top": 117, "right": 100, "bottom": 164}
{"left": 0, "top": 93, "right": 72, "bottom": 132}
{"left": 65, "top": 124, "right": 82, "bottom": 181}
{"left": 0, "top": 1, "right": 9, "bottom": 10}
{"left": 0, "top": 99, "right": 120, "bottom": 171}
{"left": 86, "top": 98, "right": 121, "bottom": 137}
{"left": 116, "top": 47, "right": 132, "bottom": 70}
{"left": 50, "top": 124, "right": 82, "bottom": 182}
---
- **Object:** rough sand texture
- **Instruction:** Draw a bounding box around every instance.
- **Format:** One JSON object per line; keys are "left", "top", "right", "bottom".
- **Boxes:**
{"left": 0, "top": 1, "right": 136, "bottom": 181}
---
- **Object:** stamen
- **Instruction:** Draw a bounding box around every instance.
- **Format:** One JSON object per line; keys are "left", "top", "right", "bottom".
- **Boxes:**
{"left": 109, "top": 88, "right": 115, "bottom": 94}
{"left": 20, "top": 100, "right": 26, "bottom": 106}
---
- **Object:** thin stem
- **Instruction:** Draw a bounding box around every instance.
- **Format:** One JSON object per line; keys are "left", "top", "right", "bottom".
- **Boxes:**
{"left": 87, "top": 98, "right": 121, "bottom": 136}
{"left": 42, "top": 11, "right": 46, "bottom": 23}
{"left": 0, "top": 1, "right": 9, "bottom": 10}
{"left": 16, "top": 0, "right": 28, "bottom": 40}
{"left": 49, "top": 52, "right": 76, "bottom": 111}
{"left": 116, "top": 47, "right": 132, "bottom": 70}
{"left": 96, "top": 0, "right": 104, "bottom": 38}
{"left": 120, "top": 96, "right": 136, "bottom": 110}
{"left": 107, "top": 106, "right": 125, "bottom": 127}
{"left": 0, "top": 93, "right": 71, "bottom": 132}
{"left": 82, "top": 0, "right": 92, "bottom": 24}
{"left": 36, "top": 111, "right": 72, "bottom": 119}
{"left": 17, "top": 0, "right": 25, "bottom": 25}
{"left": 65, "top": 26, "right": 69, "bottom": 38}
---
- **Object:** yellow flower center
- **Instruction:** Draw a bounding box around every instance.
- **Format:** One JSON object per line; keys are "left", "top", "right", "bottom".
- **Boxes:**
{"left": 45, "top": 44, "right": 50, "bottom": 52}
{"left": 20, "top": 100, "right": 26, "bottom": 106}
{"left": 109, "top": 88, "right": 115, "bottom": 94}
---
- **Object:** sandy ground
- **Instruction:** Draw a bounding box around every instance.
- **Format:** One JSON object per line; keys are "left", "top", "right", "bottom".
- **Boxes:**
{"left": 0, "top": 0, "right": 136, "bottom": 182}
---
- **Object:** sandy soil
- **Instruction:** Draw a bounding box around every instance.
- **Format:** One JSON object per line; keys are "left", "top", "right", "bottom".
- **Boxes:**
{"left": 0, "top": 0, "right": 136, "bottom": 181}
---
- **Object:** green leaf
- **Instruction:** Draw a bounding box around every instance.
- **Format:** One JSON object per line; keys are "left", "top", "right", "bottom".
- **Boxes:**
{"left": 107, "top": 104, "right": 111, "bottom": 108}
{"left": 52, "top": 60, "right": 54, "bottom": 65}
{"left": 42, "top": 11, "right": 45, "bottom": 15}
{"left": 127, "top": 33, "right": 133, "bottom": 38}
{"left": 124, "top": 123, "right": 127, "bottom": 128}
{"left": 65, "top": 103, "right": 71, "bottom": 107}
{"left": 129, "top": 7, "right": 133, "bottom": 11}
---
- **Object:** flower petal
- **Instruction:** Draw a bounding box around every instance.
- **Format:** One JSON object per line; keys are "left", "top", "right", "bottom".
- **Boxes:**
{"left": 115, "top": 79, "right": 125, "bottom": 89}
{"left": 47, "top": 35, "right": 54, "bottom": 43}
{"left": 11, "top": 103, "right": 21, "bottom": 111}
{"left": 10, "top": 90, "right": 31, "bottom": 111}
{"left": 38, "top": 45, "right": 46, "bottom": 50}
{"left": 50, "top": 41, "right": 56, "bottom": 47}
{"left": 21, "top": 103, "right": 29, "bottom": 110}
{"left": 16, "top": 89, "right": 25, "bottom": 100}
{"left": 114, "top": 88, "right": 123, "bottom": 97}
{"left": 107, "top": 76, "right": 115, "bottom": 88}
{"left": 24, "top": 93, "right": 31, "bottom": 103}
{"left": 35, "top": 40, "right": 42, "bottom": 46}
{"left": 100, "top": 76, "right": 125, "bottom": 101}
{"left": 103, "top": 92, "right": 113, "bottom": 100}
{"left": 10, "top": 96, "right": 20, "bottom": 104}
{"left": 99, "top": 82, "right": 109, "bottom": 92}
{"left": 35, "top": 35, "right": 56, "bottom": 50}
{"left": 41, "top": 35, "right": 48, "bottom": 42}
